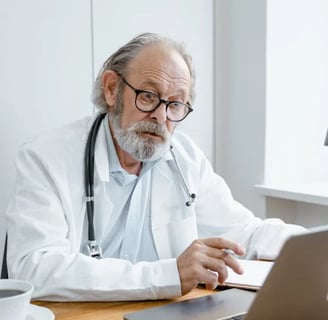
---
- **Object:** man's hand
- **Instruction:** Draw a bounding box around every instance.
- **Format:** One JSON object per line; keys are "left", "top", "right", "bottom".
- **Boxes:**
{"left": 177, "top": 237, "right": 245, "bottom": 295}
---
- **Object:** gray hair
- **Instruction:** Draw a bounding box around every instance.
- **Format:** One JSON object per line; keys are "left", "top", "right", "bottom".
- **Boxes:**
{"left": 91, "top": 33, "right": 196, "bottom": 112}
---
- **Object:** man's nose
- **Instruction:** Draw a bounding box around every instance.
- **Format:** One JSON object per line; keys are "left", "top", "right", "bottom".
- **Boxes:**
{"left": 149, "top": 102, "right": 167, "bottom": 123}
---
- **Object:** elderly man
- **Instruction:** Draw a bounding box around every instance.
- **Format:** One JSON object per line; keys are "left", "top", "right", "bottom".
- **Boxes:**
{"left": 5, "top": 33, "right": 305, "bottom": 301}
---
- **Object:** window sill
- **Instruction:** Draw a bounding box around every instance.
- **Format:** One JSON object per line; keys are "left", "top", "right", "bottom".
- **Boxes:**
{"left": 254, "top": 183, "right": 328, "bottom": 206}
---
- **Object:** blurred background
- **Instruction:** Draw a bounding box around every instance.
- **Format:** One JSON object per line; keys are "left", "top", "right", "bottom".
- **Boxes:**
{"left": 1, "top": 0, "right": 328, "bottom": 267}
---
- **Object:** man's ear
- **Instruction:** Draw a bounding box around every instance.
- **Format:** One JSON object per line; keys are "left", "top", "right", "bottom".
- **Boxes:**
{"left": 102, "top": 70, "right": 119, "bottom": 106}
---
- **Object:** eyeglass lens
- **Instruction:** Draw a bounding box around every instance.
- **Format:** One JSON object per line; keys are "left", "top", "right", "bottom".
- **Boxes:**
{"left": 136, "top": 92, "right": 190, "bottom": 121}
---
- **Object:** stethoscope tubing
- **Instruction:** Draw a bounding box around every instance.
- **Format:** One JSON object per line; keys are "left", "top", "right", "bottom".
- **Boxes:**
{"left": 84, "top": 112, "right": 107, "bottom": 242}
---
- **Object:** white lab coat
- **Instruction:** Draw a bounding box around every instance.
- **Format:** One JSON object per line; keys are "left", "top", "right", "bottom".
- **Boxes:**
{"left": 6, "top": 115, "right": 305, "bottom": 301}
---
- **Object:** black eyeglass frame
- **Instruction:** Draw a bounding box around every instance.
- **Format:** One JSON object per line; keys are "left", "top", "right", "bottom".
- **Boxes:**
{"left": 117, "top": 74, "right": 193, "bottom": 122}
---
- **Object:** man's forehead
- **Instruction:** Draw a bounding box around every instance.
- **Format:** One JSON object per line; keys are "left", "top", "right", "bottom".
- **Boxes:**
{"left": 129, "top": 44, "right": 187, "bottom": 72}
{"left": 127, "top": 45, "right": 191, "bottom": 86}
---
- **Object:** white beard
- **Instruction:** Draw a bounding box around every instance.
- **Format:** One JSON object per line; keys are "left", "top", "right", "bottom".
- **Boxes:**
{"left": 110, "top": 112, "right": 172, "bottom": 162}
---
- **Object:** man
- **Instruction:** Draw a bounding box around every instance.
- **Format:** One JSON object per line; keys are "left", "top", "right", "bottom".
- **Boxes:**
{"left": 6, "top": 33, "right": 305, "bottom": 301}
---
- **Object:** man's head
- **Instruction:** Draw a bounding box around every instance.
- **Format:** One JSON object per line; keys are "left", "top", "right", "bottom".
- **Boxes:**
{"left": 91, "top": 33, "right": 195, "bottom": 162}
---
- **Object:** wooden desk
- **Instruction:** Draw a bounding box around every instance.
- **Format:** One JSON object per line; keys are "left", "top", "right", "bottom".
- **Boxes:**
{"left": 34, "top": 288, "right": 214, "bottom": 320}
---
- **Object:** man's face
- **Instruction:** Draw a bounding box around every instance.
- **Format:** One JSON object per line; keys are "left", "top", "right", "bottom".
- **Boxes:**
{"left": 109, "top": 44, "right": 191, "bottom": 161}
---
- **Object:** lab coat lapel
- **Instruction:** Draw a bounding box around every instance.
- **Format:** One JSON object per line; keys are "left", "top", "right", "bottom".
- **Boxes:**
{"left": 94, "top": 119, "right": 110, "bottom": 182}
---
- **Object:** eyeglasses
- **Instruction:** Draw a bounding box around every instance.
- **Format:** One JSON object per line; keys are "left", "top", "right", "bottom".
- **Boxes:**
{"left": 118, "top": 74, "right": 193, "bottom": 122}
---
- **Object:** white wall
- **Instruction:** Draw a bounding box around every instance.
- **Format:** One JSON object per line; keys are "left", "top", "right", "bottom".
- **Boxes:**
{"left": 0, "top": 0, "right": 214, "bottom": 271}
{"left": 266, "top": 0, "right": 328, "bottom": 185}
{"left": 263, "top": 0, "right": 328, "bottom": 227}
{"left": 215, "top": 0, "right": 328, "bottom": 227}
{"left": 215, "top": 0, "right": 267, "bottom": 217}
{"left": 0, "top": 0, "right": 93, "bottom": 269}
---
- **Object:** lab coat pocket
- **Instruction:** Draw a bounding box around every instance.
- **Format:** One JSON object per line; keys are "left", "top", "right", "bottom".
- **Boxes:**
{"left": 152, "top": 214, "right": 198, "bottom": 259}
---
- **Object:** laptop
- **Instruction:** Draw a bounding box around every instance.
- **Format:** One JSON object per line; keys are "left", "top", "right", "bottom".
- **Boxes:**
{"left": 124, "top": 228, "right": 328, "bottom": 320}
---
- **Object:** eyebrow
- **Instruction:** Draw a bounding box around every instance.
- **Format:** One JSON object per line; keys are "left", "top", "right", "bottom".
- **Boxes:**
{"left": 139, "top": 79, "right": 188, "bottom": 98}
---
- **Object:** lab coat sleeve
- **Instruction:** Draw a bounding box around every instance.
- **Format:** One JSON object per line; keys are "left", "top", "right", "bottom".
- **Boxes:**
{"left": 6, "top": 142, "right": 181, "bottom": 301}
{"left": 195, "top": 155, "right": 307, "bottom": 260}
{"left": 173, "top": 131, "right": 307, "bottom": 260}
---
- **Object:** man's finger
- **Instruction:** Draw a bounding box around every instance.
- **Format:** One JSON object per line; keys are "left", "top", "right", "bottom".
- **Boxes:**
{"left": 202, "top": 237, "right": 246, "bottom": 256}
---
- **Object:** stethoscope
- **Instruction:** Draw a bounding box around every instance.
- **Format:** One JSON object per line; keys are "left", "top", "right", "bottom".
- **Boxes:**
{"left": 83, "top": 113, "right": 196, "bottom": 258}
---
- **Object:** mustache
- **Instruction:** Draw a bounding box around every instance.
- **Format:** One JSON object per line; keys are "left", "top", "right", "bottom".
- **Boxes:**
{"left": 132, "top": 121, "right": 169, "bottom": 139}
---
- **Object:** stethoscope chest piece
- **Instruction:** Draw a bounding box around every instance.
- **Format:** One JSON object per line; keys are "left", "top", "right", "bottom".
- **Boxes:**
{"left": 83, "top": 240, "right": 102, "bottom": 259}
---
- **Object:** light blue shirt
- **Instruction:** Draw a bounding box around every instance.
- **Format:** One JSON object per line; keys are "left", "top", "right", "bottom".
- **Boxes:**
{"left": 96, "top": 116, "right": 159, "bottom": 263}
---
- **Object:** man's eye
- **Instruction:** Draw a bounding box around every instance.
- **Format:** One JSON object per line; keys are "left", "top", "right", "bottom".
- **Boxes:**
{"left": 170, "top": 102, "right": 183, "bottom": 108}
{"left": 140, "top": 91, "right": 158, "bottom": 102}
